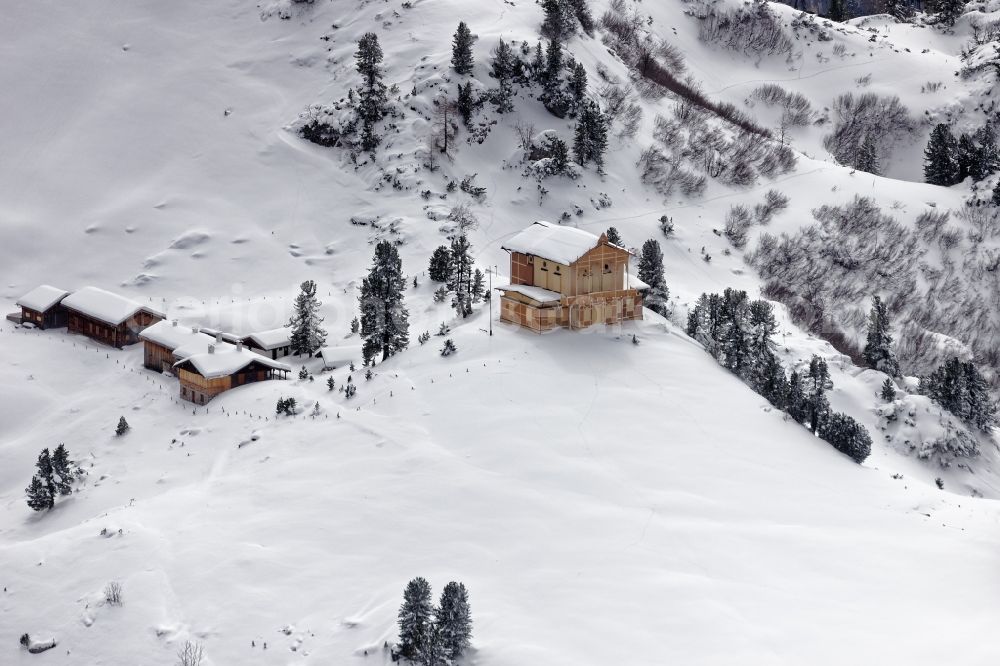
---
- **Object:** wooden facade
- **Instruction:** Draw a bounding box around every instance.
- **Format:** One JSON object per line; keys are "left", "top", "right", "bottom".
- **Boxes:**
{"left": 176, "top": 360, "right": 285, "bottom": 405}
{"left": 143, "top": 340, "right": 176, "bottom": 373}
{"left": 20, "top": 304, "right": 67, "bottom": 330}
{"left": 67, "top": 309, "right": 162, "bottom": 348}
{"left": 500, "top": 230, "right": 645, "bottom": 333}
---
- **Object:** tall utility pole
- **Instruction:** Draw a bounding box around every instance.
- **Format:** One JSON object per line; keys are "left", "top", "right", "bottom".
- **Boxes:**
{"left": 489, "top": 266, "right": 493, "bottom": 336}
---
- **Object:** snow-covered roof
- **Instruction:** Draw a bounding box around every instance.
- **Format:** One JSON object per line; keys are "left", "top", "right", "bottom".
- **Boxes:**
{"left": 244, "top": 327, "right": 292, "bottom": 350}
{"left": 501, "top": 221, "right": 626, "bottom": 265}
{"left": 199, "top": 327, "right": 243, "bottom": 344}
{"left": 174, "top": 344, "right": 290, "bottom": 379}
{"left": 319, "top": 345, "right": 357, "bottom": 367}
{"left": 62, "top": 287, "right": 164, "bottom": 325}
{"left": 626, "top": 273, "right": 651, "bottom": 291}
{"left": 16, "top": 285, "right": 69, "bottom": 312}
{"left": 496, "top": 284, "right": 563, "bottom": 305}
{"left": 140, "top": 320, "right": 215, "bottom": 351}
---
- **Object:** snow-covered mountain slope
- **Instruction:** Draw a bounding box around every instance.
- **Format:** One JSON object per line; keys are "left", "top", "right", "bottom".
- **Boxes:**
{"left": 2, "top": 0, "right": 1000, "bottom": 663}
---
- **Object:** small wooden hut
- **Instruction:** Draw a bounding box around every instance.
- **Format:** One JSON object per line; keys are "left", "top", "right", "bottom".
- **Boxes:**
{"left": 139, "top": 320, "right": 217, "bottom": 373}
{"left": 173, "top": 342, "right": 291, "bottom": 405}
{"left": 15, "top": 285, "right": 70, "bottom": 329}
{"left": 62, "top": 287, "right": 164, "bottom": 348}
{"left": 243, "top": 327, "right": 293, "bottom": 359}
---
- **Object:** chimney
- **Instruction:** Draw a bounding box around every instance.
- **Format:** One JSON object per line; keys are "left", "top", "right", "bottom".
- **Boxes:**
{"left": 172, "top": 319, "right": 178, "bottom": 327}
{"left": 192, "top": 326, "right": 199, "bottom": 335}
{"left": 216, "top": 332, "right": 223, "bottom": 344}
{"left": 236, "top": 341, "right": 243, "bottom": 352}
{"left": 208, "top": 344, "right": 215, "bottom": 354}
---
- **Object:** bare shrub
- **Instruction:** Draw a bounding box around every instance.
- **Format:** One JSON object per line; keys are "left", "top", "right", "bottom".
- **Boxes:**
{"left": 599, "top": 83, "right": 643, "bottom": 138}
{"left": 639, "top": 147, "right": 706, "bottom": 197}
{"left": 698, "top": 0, "right": 793, "bottom": 59}
{"left": 754, "top": 189, "right": 790, "bottom": 224}
{"left": 822, "top": 93, "right": 914, "bottom": 169}
{"left": 448, "top": 202, "right": 479, "bottom": 233}
{"left": 724, "top": 205, "right": 755, "bottom": 248}
{"left": 513, "top": 120, "right": 536, "bottom": 154}
{"left": 177, "top": 641, "right": 204, "bottom": 666}
{"left": 104, "top": 581, "right": 123, "bottom": 606}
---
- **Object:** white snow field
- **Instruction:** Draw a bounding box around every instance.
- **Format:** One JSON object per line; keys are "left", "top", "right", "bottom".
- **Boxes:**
{"left": 2, "top": 0, "right": 1000, "bottom": 663}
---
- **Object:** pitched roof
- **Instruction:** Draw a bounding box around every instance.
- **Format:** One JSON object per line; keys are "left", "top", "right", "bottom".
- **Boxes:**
{"left": 62, "top": 287, "right": 164, "bottom": 326}
{"left": 319, "top": 345, "right": 357, "bottom": 367}
{"left": 244, "top": 327, "right": 292, "bottom": 350}
{"left": 140, "top": 320, "right": 216, "bottom": 351}
{"left": 496, "top": 284, "right": 562, "bottom": 305}
{"left": 199, "top": 327, "right": 243, "bottom": 344}
{"left": 16, "top": 285, "right": 69, "bottom": 312}
{"left": 174, "top": 344, "right": 291, "bottom": 379}
{"left": 501, "top": 221, "right": 626, "bottom": 265}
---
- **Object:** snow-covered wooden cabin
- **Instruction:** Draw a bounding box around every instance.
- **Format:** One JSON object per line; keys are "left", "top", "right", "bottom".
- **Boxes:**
{"left": 173, "top": 341, "right": 291, "bottom": 405}
{"left": 242, "top": 327, "right": 293, "bottom": 359}
{"left": 15, "top": 285, "right": 70, "bottom": 329}
{"left": 139, "top": 320, "right": 216, "bottom": 373}
{"left": 62, "top": 286, "right": 164, "bottom": 348}
{"left": 497, "top": 221, "right": 647, "bottom": 332}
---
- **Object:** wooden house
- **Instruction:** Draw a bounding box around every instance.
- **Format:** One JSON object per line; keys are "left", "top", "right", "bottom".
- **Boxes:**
{"left": 173, "top": 342, "right": 291, "bottom": 405}
{"left": 497, "top": 221, "right": 648, "bottom": 332}
{"left": 139, "top": 320, "right": 216, "bottom": 373}
{"left": 243, "top": 327, "right": 293, "bottom": 359}
{"left": 62, "top": 286, "right": 164, "bottom": 348}
{"left": 15, "top": 285, "right": 70, "bottom": 329}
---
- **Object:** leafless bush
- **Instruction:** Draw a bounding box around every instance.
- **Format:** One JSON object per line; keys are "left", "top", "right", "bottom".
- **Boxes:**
{"left": 638, "top": 147, "right": 706, "bottom": 197}
{"left": 513, "top": 120, "right": 536, "bottom": 154}
{"left": 699, "top": 0, "right": 793, "bottom": 59}
{"left": 832, "top": 42, "right": 847, "bottom": 58}
{"left": 754, "top": 189, "right": 790, "bottom": 224}
{"left": 177, "top": 641, "right": 204, "bottom": 666}
{"left": 921, "top": 81, "right": 942, "bottom": 93}
{"left": 448, "top": 202, "right": 479, "bottom": 233}
{"left": 915, "top": 209, "right": 949, "bottom": 243}
{"left": 822, "top": 93, "right": 914, "bottom": 169}
{"left": 104, "top": 581, "right": 123, "bottom": 606}
{"left": 970, "top": 17, "right": 1000, "bottom": 45}
{"left": 724, "top": 205, "right": 755, "bottom": 248}
{"left": 599, "top": 83, "right": 643, "bottom": 138}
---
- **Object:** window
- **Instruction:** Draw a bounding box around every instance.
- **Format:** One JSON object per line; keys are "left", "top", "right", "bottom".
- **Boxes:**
{"left": 603, "top": 264, "right": 611, "bottom": 274}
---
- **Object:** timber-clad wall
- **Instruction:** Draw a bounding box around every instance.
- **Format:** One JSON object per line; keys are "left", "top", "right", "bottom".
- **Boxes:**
{"left": 143, "top": 340, "right": 176, "bottom": 372}
{"left": 20, "top": 305, "right": 67, "bottom": 330}
{"left": 502, "top": 237, "right": 643, "bottom": 332}
{"left": 68, "top": 310, "right": 161, "bottom": 348}
{"left": 178, "top": 362, "right": 277, "bottom": 404}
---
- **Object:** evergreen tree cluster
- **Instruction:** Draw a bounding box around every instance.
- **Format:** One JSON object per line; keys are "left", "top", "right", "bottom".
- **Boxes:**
{"left": 921, "top": 357, "right": 997, "bottom": 432}
{"left": 573, "top": 100, "right": 608, "bottom": 168}
{"left": 636, "top": 239, "right": 670, "bottom": 317}
{"left": 360, "top": 241, "right": 410, "bottom": 365}
{"left": 426, "top": 236, "right": 485, "bottom": 318}
{"left": 397, "top": 577, "right": 472, "bottom": 665}
{"left": 541, "top": 0, "right": 594, "bottom": 40}
{"left": 25, "top": 445, "right": 78, "bottom": 512}
{"left": 687, "top": 289, "right": 871, "bottom": 463}
{"left": 861, "top": 295, "right": 900, "bottom": 377}
{"left": 924, "top": 123, "right": 999, "bottom": 186}
{"left": 288, "top": 280, "right": 328, "bottom": 357}
{"left": 276, "top": 397, "right": 298, "bottom": 416}
{"left": 927, "top": 0, "right": 965, "bottom": 26}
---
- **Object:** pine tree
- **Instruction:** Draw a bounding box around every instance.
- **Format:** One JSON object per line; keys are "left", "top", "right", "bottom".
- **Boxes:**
{"left": 541, "top": 0, "right": 568, "bottom": 39}
{"left": 928, "top": 0, "right": 964, "bottom": 25}
{"left": 883, "top": 0, "right": 912, "bottom": 19}
{"left": 759, "top": 353, "right": 790, "bottom": 409}
{"left": 116, "top": 416, "right": 130, "bottom": 436}
{"left": 544, "top": 38, "right": 562, "bottom": 84}
{"left": 992, "top": 181, "right": 1000, "bottom": 206}
{"left": 456, "top": 82, "right": 475, "bottom": 127}
{"left": 288, "top": 279, "right": 328, "bottom": 356}
{"left": 573, "top": 101, "right": 607, "bottom": 167}
{"left": 51, "top": 444, "right": 73, "bottom": 497}
{"left": 806, "top": 355, "right": 831, "bottom": 434}
{"left": 924, "top": 123, "right": 959, "bottom": 186}
{"left": 862, "top": 295, "right": 899, "bottom": 376}
{"left": 437, "top": 582, "right": 472, "bottom": 662}
{"left": 880, "top": 377, "right": 896, "bottom": 402}
{"left": 922, "top": 357, "right": 998, "bottom": 431}
{"left": 856, "top": 135, "right": 880, "bottom": 174}
{"left": 35, "top": 448, "right": 56, "bottom": 506}
{"left": 451, "top": 22, "right": 474, "bottom": 75}
{"left": 471, "top": 269, "right": 486, "bottom": 302}
{"left": 569, "top": 61, "right": 588, "bottom": 114}
{"left": 530, "top": 42, "right": 546, "bottom": 82}
{"left": 429, "top": 246, "right": 451, "bottom": 282}
{"left": 957, "top": 132, "right": 976, "bottom": 182}
{"left": 355, "top": 32, "right": 387, "bottom": 152}
{"left": 568, "top": 0, "right": 595, "bottom": 34}
{"left": 448, "top": 234, "right": 475, "bottom": 318}
{"left": 637, "top": 239, "right": 669, "bottom": 317}
{"left": 819, "top": 412, "right": 872, "bottom": 463}
{"left": 398, "top": 577, "right": 434, "bottom": 660}
{"left": 359, "top": 241, "right": 410, "bottom": 365}
{"left": 974, "top": 125, "right": 999, "bottom": 179}
{"left": 787, "top": 370, "right": 809, "bottom": 424}
{"left": 490, "top": 39, "right": 516, "bottom": 114}
{"left": 745, "top": 299, "right": 778, "bottom": 390}
{"left": 545, "top": 134, "right": 570, "bottom": 174}
{"left": 605, "top": 227, "right": 623, "bottom": 247}
{"left": 327, "top": 376, "right": 335, "bottom": 391}
{"left": 25, "top": 475, "right": 53, "bottom": 512}
{"left": 432, "top": 94, "right": 458, "bottom": 157}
